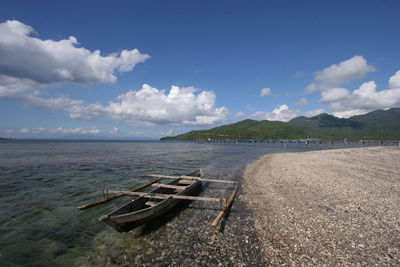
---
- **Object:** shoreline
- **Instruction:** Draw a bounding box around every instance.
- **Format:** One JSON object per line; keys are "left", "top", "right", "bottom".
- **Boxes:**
{"left": 242, "top": 146, "right": 400, "bottom": 265}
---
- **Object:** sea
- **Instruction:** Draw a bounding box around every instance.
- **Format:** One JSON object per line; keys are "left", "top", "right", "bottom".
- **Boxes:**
{"left": 0, "top": 140, "right": 358, "bottom": 266}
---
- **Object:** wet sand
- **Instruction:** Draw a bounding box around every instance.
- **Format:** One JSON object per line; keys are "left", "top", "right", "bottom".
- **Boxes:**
{"left": 243, "top": 146, "right": 400, "bottom": 266}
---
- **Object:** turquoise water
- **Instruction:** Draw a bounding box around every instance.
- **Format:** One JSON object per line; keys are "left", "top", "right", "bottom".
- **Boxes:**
{"left": 0, "top": 140, "right": 353, "bottom": 266}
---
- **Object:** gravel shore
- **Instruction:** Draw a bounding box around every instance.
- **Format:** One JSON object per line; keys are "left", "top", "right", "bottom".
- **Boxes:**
{"left": 243, "top": 146, "right": 400, "bottom": 266}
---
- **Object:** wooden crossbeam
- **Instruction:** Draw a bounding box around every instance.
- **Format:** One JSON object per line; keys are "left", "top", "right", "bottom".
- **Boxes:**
{"left": 106, "top": 190, "right": 225, "bottom": 203}
{"left": 148, "top": 174, "right": 236, "bottom": 184}
{"left": 151, "top": 183, "right": 188, "bottom": 190}
{"left": 178, "top": 179, "right": 195, "bottom": 185}
{"left": 76, "top": 178, "right": 161, "bottom": 210}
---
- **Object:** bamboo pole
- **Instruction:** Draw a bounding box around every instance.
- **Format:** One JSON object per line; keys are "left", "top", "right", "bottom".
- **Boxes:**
{"left": 211, "top": 185, "right": 239, "bottom": 227}
{"left": 76, "top": 178, "right": 161, "bottom": 210}
{"left": 106, "top": 190, "right": 225, "bottom": 203}
{"left": 148, "top": 174, "right": 236, "bottom": 184}
{"left": 151, "top": 183, "right": 188, "bottom": 190}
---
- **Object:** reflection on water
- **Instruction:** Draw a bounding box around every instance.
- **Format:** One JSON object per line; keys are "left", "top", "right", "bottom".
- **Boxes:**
{"left": 0, "top": 140, "right": 355, "bottom": 266}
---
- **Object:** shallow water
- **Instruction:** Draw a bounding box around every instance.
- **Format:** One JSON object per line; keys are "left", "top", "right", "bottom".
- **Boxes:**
{"left": 0, "top": 140, "right": 357, "bottom": 266}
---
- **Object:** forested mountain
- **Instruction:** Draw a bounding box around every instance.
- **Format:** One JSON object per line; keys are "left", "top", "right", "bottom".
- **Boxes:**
{"left": 161, "top": 108, "right": 400, "bottom": 140}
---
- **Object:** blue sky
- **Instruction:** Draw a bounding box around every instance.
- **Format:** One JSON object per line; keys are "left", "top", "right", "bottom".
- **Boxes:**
{"left": 1, "top": 0, "right": 400, "bottom": 138}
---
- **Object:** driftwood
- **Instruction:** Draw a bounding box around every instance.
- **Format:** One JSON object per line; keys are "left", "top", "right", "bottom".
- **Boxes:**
{"left": 76, "top": 178, "right": 161, "bottom": 210}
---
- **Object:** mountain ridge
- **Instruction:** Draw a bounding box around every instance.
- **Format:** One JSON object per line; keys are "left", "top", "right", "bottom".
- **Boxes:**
{"left": 161, "top": 108, "right": 400, "bottom": 140}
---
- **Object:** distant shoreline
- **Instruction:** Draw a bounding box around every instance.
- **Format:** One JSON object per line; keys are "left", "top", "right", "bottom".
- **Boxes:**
{"left": 242, "top": 146, "right": 400, "bottom": 265}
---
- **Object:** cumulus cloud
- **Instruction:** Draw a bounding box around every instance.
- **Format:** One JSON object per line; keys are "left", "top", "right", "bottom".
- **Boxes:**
{"left": 320, "top": 71, "right": 400, "bottom": 117}
{"left": 260, "top": 87, "right": 271, "bottom": 97}
{"left": 389, "top": 71, "right": 400, "bottom": 89}
{"left": 98, "top": 84, "right": 229, "bottom": 125}
{"left": 306, "top": 55, "right": 375, "bottom": 93}
{"left": 0, "top": 20, "right": 149, "bottom": 91}
{"left": 251, "top": 104, "right": 298, "bottom": 122}
{"left": 21, "top": 84, "right": 228, "bottom": 126}
{"left": 0, "top": 20, "right": 227, "bottom": 126}
{"left": 320, "top": 88, "right": 350, "bottom": 103}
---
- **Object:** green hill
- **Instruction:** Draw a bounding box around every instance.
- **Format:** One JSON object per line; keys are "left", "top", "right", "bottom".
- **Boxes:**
{"left": 162, "top": 119, "right": 308, "bottom": 140}
{"left": 288, "top": 108, "right": 400, "bottom": 139}
{"left": 161, "top": 108, "right": 400, "bottom": 140}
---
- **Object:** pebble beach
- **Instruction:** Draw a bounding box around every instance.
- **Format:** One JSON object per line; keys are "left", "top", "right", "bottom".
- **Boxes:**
{"left": 243, "top": 146, "right": 400, "bottom": 266}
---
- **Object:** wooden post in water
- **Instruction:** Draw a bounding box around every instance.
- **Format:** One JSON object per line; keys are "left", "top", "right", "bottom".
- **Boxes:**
{"left": 211, "top": 184, "right": 239, "bottom": 227}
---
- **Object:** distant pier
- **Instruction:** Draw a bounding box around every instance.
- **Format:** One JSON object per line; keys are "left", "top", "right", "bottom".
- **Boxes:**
{"left": 195, "top": 138, "right": 400, "bottom": 148}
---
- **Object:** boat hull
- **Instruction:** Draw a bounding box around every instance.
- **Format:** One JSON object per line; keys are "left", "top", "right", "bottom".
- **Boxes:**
{"left": 99, "top": 170, "right": 202, "bottom": 232}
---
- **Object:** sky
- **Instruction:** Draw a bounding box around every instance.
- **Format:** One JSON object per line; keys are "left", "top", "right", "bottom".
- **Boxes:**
{"left": 1, "top": 0, "right": 400, "bottom": 139}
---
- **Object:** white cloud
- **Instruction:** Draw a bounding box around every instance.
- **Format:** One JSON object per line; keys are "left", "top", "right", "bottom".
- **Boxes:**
{"left": 0, "top": 75, "right": 42, "bottom": 98}
{"left": 0, "top": 20, "right": 227, "bottom": 126}
{"left": 19, "top": 128, "right": 30, "bottom": 133}
{"left": 20, "top": 84, "right": 228, "bottom": 126}
{"left": 260, "top": 87, "right": 271, "bottom": 97}
{"left": 251, "top": 104, "right": 298, "bottom": 122}
{"left": 319, "top": 71, "right": 400, "bottom": 117}
{"left": 48, "top": 127, "right": 101, "bottom": 135}
{"left": 96, "top": 84, "right": 229, "bottom": 125}
{"left": 320, "top": 88, "right": 350, "bottom": 103}
{"left": 296, "top": 98, "right": 308, "bottom": 105}
{"left": 0, "top": 20, "right": 149, "bottom": 97}
{"left": 5, "top": 126, "right": 177, "bottom": 138}
{"left": 389, "top": 71, "right": 400, "bottom": 89}
{"left": 23, "top": 93, "right": 88, "bottom": 119}
{"left": 303, "top": 109, "right": 325, "bottom": 117}
{"left": 10, "top": 126, "right": 118, "bottom": 136}
{"left": 0, "top": 20, "right": 149, "bottom": 84}
{"left": 306, "top": 55, "right": 375, "bottom": 93}
{"left": 17, "top": 127, "right": 46, "bottom": 134}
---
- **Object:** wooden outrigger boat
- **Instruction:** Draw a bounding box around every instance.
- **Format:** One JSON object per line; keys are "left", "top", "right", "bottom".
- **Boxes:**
{"left": 98, "top": 170, "right": 203, "bottom": 232}
{"left": 77, "top": 169, "right": 238, "bottom": 232}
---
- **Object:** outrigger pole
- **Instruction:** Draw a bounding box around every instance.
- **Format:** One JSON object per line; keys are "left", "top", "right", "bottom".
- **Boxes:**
{"left": 211, "top": 184, "right": 239, "bottom": 227}
{"left": 77, "top": 172, "right": 239, "bottom": 227}
{"left": 106, "top": 190, "right": 226, "bottom": 203}
{"left": 148, "top": 173, "right": 240, "bottom": 227}
{"left": 147, "top": 174, "right": 236, "bottom": 184}
{"left": 76, "top": 178, "right": 161, "bottom": 210}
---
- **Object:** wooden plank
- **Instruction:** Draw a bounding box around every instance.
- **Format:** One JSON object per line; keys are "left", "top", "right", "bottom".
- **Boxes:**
{"left": 178, "top": 180, "right": 195, "bottom": 185}
{"left": 76, "top": 178, "right": 161, "bottom": 210}
{"left": 148, "top": 174, "right": 236, "bottom": 184}
{"left": 106, "top": 190, "right": 225, "bottom": 203}
{"left": 146, "top": 201, "right": 159, "bottom": 207}
{"left": 151, "top": 183, "right": 188, "bottom": 190}
{"left": 211, "top": 185, "right": 239, "bottom": 227}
